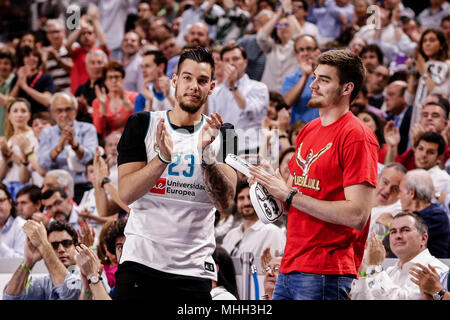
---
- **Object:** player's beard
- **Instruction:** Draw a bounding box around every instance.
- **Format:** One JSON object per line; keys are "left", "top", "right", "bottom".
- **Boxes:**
{"left": 307, "top": 86, "right": 343, "bottom": 109}
{"left": 175, "top": 86, "right": 207, "bottom": 114}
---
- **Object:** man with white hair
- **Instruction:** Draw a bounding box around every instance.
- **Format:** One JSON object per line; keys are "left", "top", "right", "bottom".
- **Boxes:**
{"left": 74, "top": 49, "right": 109, "bottom": 123}
{"left": 37, "top": 92, "right": 98, "bottom": 204}
{"left": 399, "top": 169, "right": 450, "bottom": 258}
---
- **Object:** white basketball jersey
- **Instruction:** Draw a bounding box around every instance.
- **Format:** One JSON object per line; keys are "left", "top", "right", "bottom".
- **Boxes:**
{"left": 120, "top": 110, "right": 221, "bottom": 280}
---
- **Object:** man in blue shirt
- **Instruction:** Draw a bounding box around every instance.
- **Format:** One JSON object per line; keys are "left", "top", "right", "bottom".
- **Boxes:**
{"left": 38, "top": 92, "right": 98, "bottom": 204}
{"left": 281, "top": 34, "right": 321, "bottom": 124}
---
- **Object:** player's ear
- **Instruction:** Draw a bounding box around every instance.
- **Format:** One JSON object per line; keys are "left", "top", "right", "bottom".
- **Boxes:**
{"left": 342, "top": 82, "right": 354, "bottom": 98}
{"left": 209, "top": 80, "right": 215, "bottom": 95}
{"left": 172, "top": 73, "right": 177, "bottom": 89}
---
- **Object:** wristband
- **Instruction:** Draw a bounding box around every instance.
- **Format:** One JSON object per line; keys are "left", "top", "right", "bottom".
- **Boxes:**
{"left": 25, "top": 150, "right": 34, "bottom": 158}
{"left": 158, "top": 152, "right": 171, "bottom": 164}
{"left": 82, "top": 288, "right": 92, "bottom": 295}
{"left": 100, "top": 177, "right": 111, "bottom": 188}
{"left": 72, "top": 143, "right": 80, "bottom": 151}
{"left": 285, "top": 189, "right": 298, "bottom": 211}
{"left": 228, "top": 85, "right": 238, "bottom": 91}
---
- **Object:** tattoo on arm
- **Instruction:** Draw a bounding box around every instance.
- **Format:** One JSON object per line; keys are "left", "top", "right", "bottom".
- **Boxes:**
{"left": 202, "top": 162, "right": 234, "bottom": 211}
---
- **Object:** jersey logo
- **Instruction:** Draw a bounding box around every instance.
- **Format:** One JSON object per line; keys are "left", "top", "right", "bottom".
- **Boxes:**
{"left": 204, "top": 261, "right": 215, "bottom": 272}
{"left": 296, "top": 142, "right": 332, "bottom": 176}
{"left": 150, "top": 178, "right": 166, "bottom": 194}
{"left": 294, "top": 142, "right": 332, "bottom": 191}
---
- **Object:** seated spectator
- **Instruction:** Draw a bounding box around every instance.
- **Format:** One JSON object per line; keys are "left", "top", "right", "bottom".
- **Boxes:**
{"left": 221, "top": 180, "right": 286, "bottom": 258}
{"left": 384, "top": 81, "right": 412, "bottom": 155}
{"left": 0, "top": 99, "right": 41, "bottom": 200}
{"left": 282, "top": 34, "right": 321, "bottom": 124}
{"left": 9, "top": 45, "right": 54, "bottom": 114}
{"left": 0, "top": 183, "right": 26, "bottom": 258}
{"left": 357, "top": 109, "right": 387, "bottom": 163}
{"left": 16, "top": 184, "right": 42, "bottom": 221}
{"left": 350, "top": 213, "right": 449, "bottom": 300}
{"left": 184, "top": 22, "right": 212, "bottom": 49}
{"left": 360, "top": 44, "right": 384, "bottom": 73}
{"left": 208, "top": 44, "right": 269, "bottom": 154}
{"left": 291, "top": 0, "right": 319, "bottom": 40}
{"left": 92, "top": 61, "right": 138, "bottom": 140}
{"left": 176, "top": 0, "right": 224, "bottom": 47}
{"left": 42, "top": 187, "right": 80, "bottom": 231}
{"left": 3, "top": 220, "right": 85, "bottom": 300}
{"left": 96, "top": 220, "right": 120, "bottom": 290}
{"left": 74, "top": 49, "right": 108, "bottom": 124}
{"left": 365, "top": 64, "right": 390, "bottom": 109}
{"left": 410, "top": 264, "right": 450, "bottom": 300}
{"left": 417, "top": 0, "right": 450, "bottom": 29}
{"left": 369, "top": 163, "right": 406, "bottom": 237}
{"left": 307, "top": 0, "right": 354, "bottom": 46}
{"left": 237, "top": 9, "right": 274, "bottom": 82}
{"left": 409, "top": 28, "right": 449, "bottom": 126}
{"left": 159, "top": 36, "right": 181, "bottom": 79}
{"left": 77, "top": 158, "right": 117, "bottom": 240}
{"left": 121, "top": 31, "right": 144, "bottom": 93}
{"left": 385, "top": 99, "right": 450, "bottom": 170}
{"left": 211, "top": 245, "right": 239, "bottom": 300}
{"left": 38, "top": 92, "right": 98, "bottom": 204}
{"left": 257, "top": 0, "right": 302, "bottom": 93}
{"left": 133, "top": 50, "right": 174, "bottom": 113}
{"left": 0, "top": 49, "right": 17, "bottom": 136}
{"left": 399, "top": 169, "right": 450, "bottom": 258}
{"left": 42, "top": 19, "right": 72, "bottom": 93}
{"left": 348, "top": 36, "right": 367, "bottom": 57}
{"left": 260, "top": 247, "right": 282, "bottom": 300}
{"left": 77, "top": 218, "right": 126, "bottom": 300}
{"left": 212, "top": 0, "right": 251, "bottom": 45}
{"left": 65, "top": 11, "right": 109, "bottom": 94}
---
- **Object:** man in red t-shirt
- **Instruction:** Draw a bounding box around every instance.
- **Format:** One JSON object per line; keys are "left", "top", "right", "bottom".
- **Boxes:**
{"left": 250, "top": 50, "right": 379, "bottom": 300}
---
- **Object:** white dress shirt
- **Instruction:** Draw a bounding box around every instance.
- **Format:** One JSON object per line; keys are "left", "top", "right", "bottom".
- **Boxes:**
{"left": 427, "top": 165, "right": 450, "bottom": 194}
{"left": 221, "top": 219, "right": 286, "bottom": 259}
{"left": 0, "top": 215, "right": 26, "bottom": 258}
{"left": 208, "top": 74, "right": 268, "bottom": 152}
{"left": 350, "top": 249, "right": 449, "bottom": 300}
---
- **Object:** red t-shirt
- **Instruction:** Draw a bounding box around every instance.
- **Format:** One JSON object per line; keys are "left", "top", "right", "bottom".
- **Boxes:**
{"left": 285, "top": 111, "right": 379, "bottom": 276}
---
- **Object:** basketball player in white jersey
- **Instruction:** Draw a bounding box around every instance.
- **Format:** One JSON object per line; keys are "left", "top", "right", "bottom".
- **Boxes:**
{"left": 114, "top": 48, "right": 237, "bottom": 300}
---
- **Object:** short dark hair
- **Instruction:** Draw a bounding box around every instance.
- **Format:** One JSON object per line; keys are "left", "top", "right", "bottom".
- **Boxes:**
{"left": 104, "top": 218, "right": 127, "bottom": 255}
{"left": 317, "top": 49, "right": 366, "bottom": 102}
{"left": 103, "top": 60, "right": 125, "bottom": 79}
{"left": 212, "top": 245, "right": 239, "bottom": 299}
{"left": 177, "top": 47, "right": 215, "bottom": 78}
{"left": 143, "top": 49, "right": 168, "bottom": 74}
{"left": 0, "top": 49, "right": 15, "bottom": 68}
{"left": 415, "top": 131, "right": 446, "bottom": 156}
{"left": 16, "top": 184, "right": 42, "bottom": 204}
{"left": 30, "top": 111, "right": 56, "bottom": 127}
{"left": 360, "top": 44, "right": 384, "bottom": 67}
{"left": 47, "top": 220, "right": 78, "bottom": 244}
{"left": 220, "top": 44, "right": 247, "bottom": 60}
{"left": 18, "top": 45, "right": 43, "bottom": 69}
{"left": 235, "top": 179, "right": 250, "bottom": 203}
{"left": 392, "top": 212, "right": 428, "bottom": 236}
{"left": 42, "top": 187, "right": 68, "bottom": 201}
{"left": 424, "top": 99, "right": 449, "bottom": 119}
{"left": 442, "top": 15, "right": 450, "bottom": 25}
